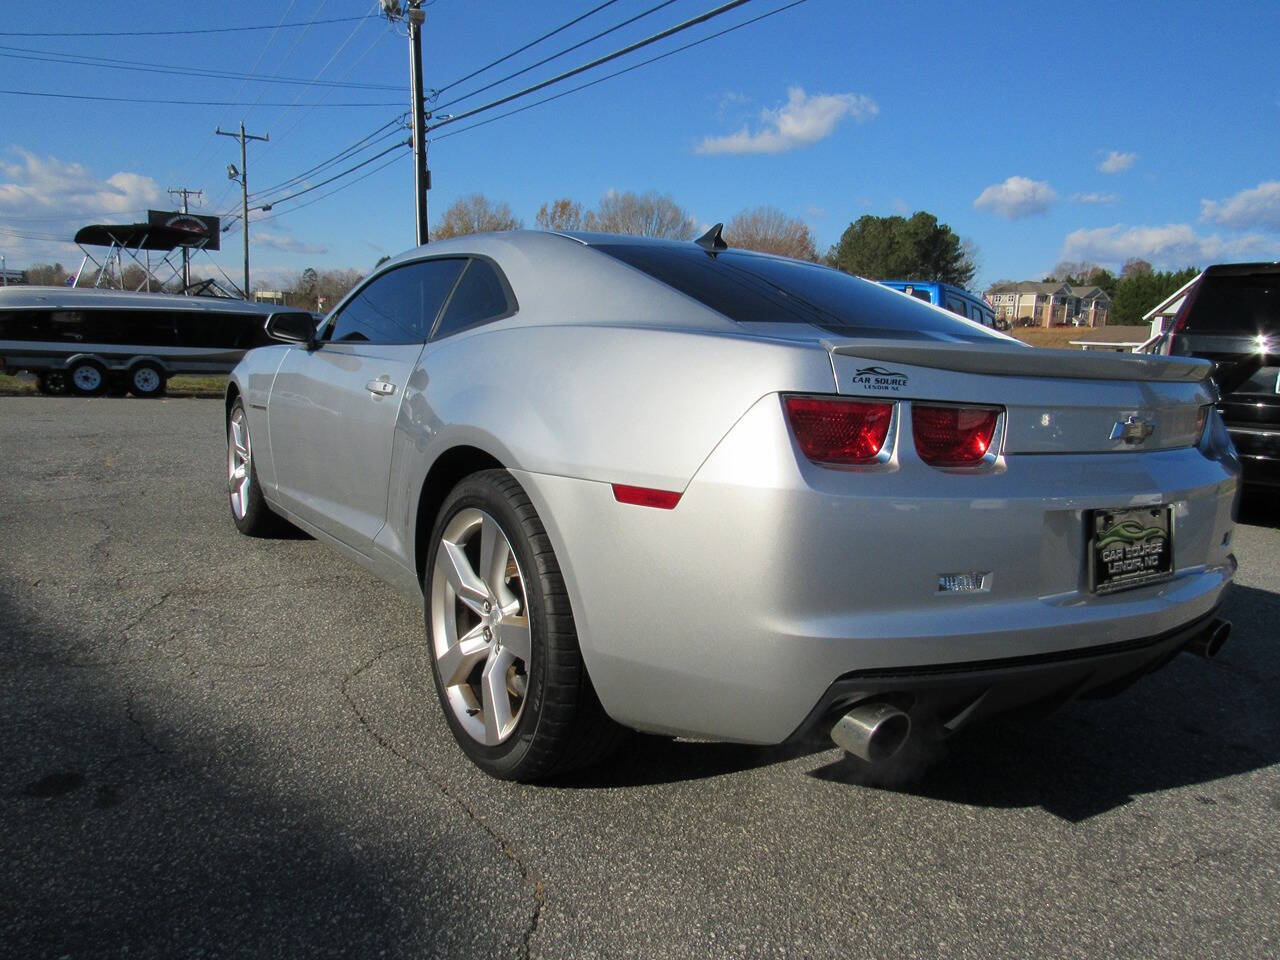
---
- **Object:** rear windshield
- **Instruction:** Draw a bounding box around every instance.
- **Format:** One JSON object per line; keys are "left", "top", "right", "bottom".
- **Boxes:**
{"left": 592, "top": 244, "right": 1001, "bottom": 340}
{"left": 1183, "top": 272, "right": 1280, "bottom": 337}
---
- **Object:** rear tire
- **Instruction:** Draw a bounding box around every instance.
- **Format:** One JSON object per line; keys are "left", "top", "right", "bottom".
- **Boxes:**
{"left": 36, "top": 372, "right": 67, "bottom": 395}
{"left": 128, "top": 363, "right": 167, "bottom": 398}
{"left": 67, "top": 360, "right": 107, "bottom": 397}
{"left": 425, "top": 469, "right": 625, "bottom": 782}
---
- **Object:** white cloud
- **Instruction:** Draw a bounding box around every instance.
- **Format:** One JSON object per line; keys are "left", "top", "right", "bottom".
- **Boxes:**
{"left": 254, "top": 231, "right": 329, "bottom": 255}
{"left": 805, "top": 205, "right": 826, "bottom": 219}
{"left": 972, "top": 176, "right": 1056, "bottom": 219}
{"left": 0, "top": 148, "right": 163, "bottom": 220}
{"left": 695, "top": 87, "right": 877, "bottom": 155}
{"left": 1073, "top": 192, "right": 1120, "bottom": 205}
{"left": 1061, "top": 222, "right": 1274, "bottom": 268}
{"left": 1098, "top": 150, "right": 1137, "bottom": 174}
{"left": 0, "top": 148, "right": 167, "bottom": 267}
{"left": 1200, "top": 181, "right": 1280, "bottom": 232}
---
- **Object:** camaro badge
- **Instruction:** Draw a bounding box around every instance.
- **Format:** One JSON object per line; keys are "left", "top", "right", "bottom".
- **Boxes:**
{"left": 1110, "top": 414, "right": 1156, "bottom": 445}
{"left": 852, "top": 366, "right": 909, "bottom": 392}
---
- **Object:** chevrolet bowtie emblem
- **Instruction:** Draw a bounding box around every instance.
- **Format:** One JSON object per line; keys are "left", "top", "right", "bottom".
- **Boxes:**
{"left": 1110, "top": 414, "right": 1156, "bottom": 445}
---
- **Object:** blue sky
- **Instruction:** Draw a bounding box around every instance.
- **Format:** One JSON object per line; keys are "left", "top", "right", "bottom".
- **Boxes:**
{"left": 1, "top": 0, "right": 1277, "bottom": 292}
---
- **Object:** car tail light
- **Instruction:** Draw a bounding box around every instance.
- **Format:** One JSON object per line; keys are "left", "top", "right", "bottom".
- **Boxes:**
{"left": 912, "top": 404, "right": 1001, "bottom": 467}
{"left": 612, "top": 483, "right": 681, "bottom": 509}
{"left": 784, "top": 395, "right": 894, "bottom": 465}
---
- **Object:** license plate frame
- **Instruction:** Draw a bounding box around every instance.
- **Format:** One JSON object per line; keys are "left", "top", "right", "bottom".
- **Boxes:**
{"left": 1089, "top": 505, "right": 1174, "bottom": 595}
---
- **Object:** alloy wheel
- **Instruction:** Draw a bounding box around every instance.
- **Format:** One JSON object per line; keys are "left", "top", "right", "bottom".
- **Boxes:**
{"left": 227, "top": 408, "right": 252, "bottom": 520}
{"left": 430, "top": 508, "right": 532, "bottom": 746}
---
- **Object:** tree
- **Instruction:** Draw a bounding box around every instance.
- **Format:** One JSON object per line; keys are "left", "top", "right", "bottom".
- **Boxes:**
{"left": 432, "top": 194, "right": 523, "bottom": 239}
{"left": 1121, "top": 257, "right": 1154, "bottom": 279}
{"left": 583, "top": 190, "right": 697, "bottom": 239}
{"left": 1111, "top": 266, "right": 1198, "bottom": 325}
{"left": 724, "top": 206, "right": 816, "bottom": 260}
{"left": 535, "top": 198, "right": 584, "bottom": 232}
{"left": 829, "top": 212, "right": 976, "bottom": 287}
{"left": 24, "top": 262, "right": 73, "bottom": 286}
{"left": 299, "top": 266, "right": 319, "bottom": 297}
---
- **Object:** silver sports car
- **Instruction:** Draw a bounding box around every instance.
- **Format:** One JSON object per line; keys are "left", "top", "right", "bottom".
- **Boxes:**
{"left": 225, "top": 228, "right": 1240, "bottom": 781}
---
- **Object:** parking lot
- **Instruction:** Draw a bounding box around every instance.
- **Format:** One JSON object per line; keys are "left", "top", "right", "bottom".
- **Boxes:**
{"left": 2, "top": 396, "right": 1278, "bottom": 959}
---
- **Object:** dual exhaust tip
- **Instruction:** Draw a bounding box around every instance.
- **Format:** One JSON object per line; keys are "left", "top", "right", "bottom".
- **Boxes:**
{"left": 1185, "top": 618, "right": 1231, "bottom": 660}
{"left": 830, "top": 702, "right": 911, "bottom": 764}
{"left": 831, "top": 619, "right": 1232, "bottom": 764}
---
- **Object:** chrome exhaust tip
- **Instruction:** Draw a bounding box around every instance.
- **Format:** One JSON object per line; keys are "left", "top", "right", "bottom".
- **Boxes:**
{"left": 830, "top": 702, "right": 911, "bottom": 763}
{"left": 1185, "top": 619, "right": 1231, "bottom": 660}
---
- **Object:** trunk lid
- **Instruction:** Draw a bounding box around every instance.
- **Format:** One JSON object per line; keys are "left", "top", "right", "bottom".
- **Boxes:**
{"left": 827, "top": 339, "right": 1214, "bottom": 454}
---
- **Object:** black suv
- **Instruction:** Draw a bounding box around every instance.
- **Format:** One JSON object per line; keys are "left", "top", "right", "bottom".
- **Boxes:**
{"left": 1159, "top": 262, "right": 1279, "bottom": 488}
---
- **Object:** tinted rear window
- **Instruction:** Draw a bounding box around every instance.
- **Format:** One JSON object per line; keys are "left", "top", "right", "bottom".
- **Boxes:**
{"left": 1183, "top": 272, "right": 1280, "bottom": 337}
{"left": 593, "top": 244, "right": 1000, "bottom": 340}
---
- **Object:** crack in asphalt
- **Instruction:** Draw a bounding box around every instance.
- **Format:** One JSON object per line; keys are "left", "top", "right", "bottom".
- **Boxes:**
{"left": 339, "top": 641, "right": 546, "bottom": 960}
{"left": 119, "top": 591, "right": 172, "bottom": 638}
{"left": 125, "top": 692, "right": 166, "bottom": 756}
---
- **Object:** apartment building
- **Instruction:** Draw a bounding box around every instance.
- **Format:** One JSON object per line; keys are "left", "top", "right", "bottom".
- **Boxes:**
{"left": 986, "top": 281, "right": 1111, "bottom": 327}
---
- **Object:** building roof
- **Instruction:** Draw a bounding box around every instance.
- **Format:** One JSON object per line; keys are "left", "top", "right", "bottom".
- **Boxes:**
{"left": 986, "top": 281, "right": 1070, "bottom": 296}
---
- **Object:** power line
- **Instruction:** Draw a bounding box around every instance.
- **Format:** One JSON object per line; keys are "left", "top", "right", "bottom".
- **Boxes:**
{"left": 435, "top": 0, "right": 624, "bottom": 95}
{"left": 248, "top": 114, "right": 404, "bottom": 199}
{"left": 435, "top": 0, "right": 680, "bottom": 111}
{"left": 432, "top": 0, "right": 808, "bottom": 143}
{"left": 0, "top": 89, "right": 402, "bottom": 107}
{"left": 0, "top": 15, "right": 373, "bottom": 38}
{"left": 258, "top": 141, "right": 410, "bottom": 208}
{"left": 430, "top": 0, "right": 756, "bottom": 130}
{"left": 251, "top": 151, "right": 409, "bottom": 227}
{"left": 0, "top": 44, "right": 401, "bottom": 90}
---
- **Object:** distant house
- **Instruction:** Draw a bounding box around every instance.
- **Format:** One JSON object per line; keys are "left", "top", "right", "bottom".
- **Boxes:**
{"left": 985, "top": 281, "right": 1111, "bottom": 327}
{"left": 1141, "top": 273, "right": 1201, "bottom": 341}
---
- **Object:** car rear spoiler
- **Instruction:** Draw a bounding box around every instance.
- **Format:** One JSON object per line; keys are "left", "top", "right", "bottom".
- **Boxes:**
{"left": 827, "top": 340, "right": 1212, "bottom": 383}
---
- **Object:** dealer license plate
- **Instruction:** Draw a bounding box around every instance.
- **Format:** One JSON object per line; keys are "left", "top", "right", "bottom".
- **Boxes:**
{"left": 1090, "top": 506, "right": 1174, "bottom": 594}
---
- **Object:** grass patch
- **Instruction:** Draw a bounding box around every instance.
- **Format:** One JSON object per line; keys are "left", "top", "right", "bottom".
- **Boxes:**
{"left": 1009, "top": 325, "right": 1151, "bottom": 349}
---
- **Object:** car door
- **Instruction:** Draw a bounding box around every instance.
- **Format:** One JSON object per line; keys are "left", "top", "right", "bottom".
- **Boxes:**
{"left": 267, "top": 257, "right": 466, "bottom": 550}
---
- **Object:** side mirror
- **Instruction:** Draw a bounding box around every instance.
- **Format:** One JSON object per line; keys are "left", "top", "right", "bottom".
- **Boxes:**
{"left": 266, "top": 311, "right": 318, "bottom": 347}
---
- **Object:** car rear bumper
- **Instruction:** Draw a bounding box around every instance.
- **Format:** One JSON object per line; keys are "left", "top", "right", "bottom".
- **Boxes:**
{"left": 786, "top": 606, "right": 1224, "bottom": 743}
{"left": 517, "top": 396, "right": 1239, "bottom": 744}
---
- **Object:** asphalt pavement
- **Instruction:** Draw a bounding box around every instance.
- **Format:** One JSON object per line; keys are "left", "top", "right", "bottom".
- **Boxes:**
{"left": 2, "top": 396, "right": 1278, "bottom": 959}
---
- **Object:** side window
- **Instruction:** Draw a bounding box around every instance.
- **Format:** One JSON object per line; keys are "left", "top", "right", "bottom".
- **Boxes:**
{"left": 328, "top": 258, "right": 466, "bottom": 344}
{"left": 945, "top": 298, "right": 967, "bottom": 317}
{"left": 432, "top": 258, "right": 515, "bottom": 340}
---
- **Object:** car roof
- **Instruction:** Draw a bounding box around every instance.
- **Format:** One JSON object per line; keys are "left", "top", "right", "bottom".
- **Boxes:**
{"left": 0, "top": 285, "right": 280, "bottom": 315}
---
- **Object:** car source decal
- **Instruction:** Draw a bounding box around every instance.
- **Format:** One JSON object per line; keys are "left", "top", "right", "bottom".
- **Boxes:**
{"left": 852, "top": 366, "right": 909, "bottom": 392}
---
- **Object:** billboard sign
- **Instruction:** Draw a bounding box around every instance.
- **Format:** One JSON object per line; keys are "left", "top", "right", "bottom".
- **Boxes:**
{"left": 147, "top": 209, "right": 221, "bottom": 251}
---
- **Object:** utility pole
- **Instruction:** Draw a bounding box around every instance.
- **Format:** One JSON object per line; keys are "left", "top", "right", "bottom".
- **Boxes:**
{"left": 407, "top": 0, "right": 429, "bottom": 245}
{"left": 216, "top": 122, "right": 269, "bottom": 298}
{"left": 383, "top": 0, "right": 430, "bottom": 245}
{"left": 167, "top": 186, "right": 203, "bottom": 291}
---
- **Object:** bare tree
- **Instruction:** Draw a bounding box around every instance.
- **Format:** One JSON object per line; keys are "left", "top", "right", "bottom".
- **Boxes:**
{"left": 584, "top": 190, "right": 697, "bottom": 240}
{"left": 1121, "top": 257, "right": 1154, "bottom": 279}
{"left": 535, "top": 198, "right": 584, "bottom": 232}
{"left": 432, "top": 194, "right": 523, "bottom": 239}
{"left": 724, "top": 206, "right": 816, "bottom": 260}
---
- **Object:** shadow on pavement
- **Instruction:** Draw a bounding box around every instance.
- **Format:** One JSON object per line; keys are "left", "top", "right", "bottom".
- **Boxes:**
{"left": 809, "top": 583, "right": 1280, "bottom": 822}
{"left": 0, "top": 584, "right": 521, "bottom": 958}
{"left": 1238, "top": 488, "right": 1280, "bottom": 529}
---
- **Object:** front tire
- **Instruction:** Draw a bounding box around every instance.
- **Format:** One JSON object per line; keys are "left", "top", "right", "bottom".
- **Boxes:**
{"left": 67, "top": 360, "right": 107, "bottom": 396}
{"left": 227, "top": 399, "right": 280, "bottom": 536}
{"left": 425, "top": 469, "right": 624, "bottom": 782}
